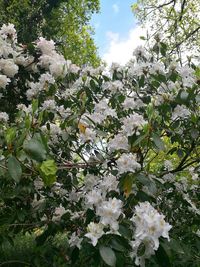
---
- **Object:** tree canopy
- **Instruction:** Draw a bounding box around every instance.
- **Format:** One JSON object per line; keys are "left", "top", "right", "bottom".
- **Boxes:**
{"left": 132, "top": 0, "right": 200, "bottom": 59}
{"left": 0, "top": 0, "right": 101, "bottom": 66}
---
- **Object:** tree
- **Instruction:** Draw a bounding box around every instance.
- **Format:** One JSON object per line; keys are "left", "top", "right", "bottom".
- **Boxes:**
{"left": 132, "top": 0, "right": 200, "bottom": 60}
{"left": 0, "top": 0, "right": 101, "bottom": 67}
{"left": 0, "top": 24, "right": 199, "bottom": 266}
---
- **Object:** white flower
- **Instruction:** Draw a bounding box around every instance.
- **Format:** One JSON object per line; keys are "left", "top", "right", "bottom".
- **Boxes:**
{"left": 0, "top": 112, "right": 9, "bottom": 122}
{"left": 80, "top": 128, "right": 96, "bottom": 142}
{"left": 57, "top": 105, "right": 71, "bottom": 119}
{"left": 0, "top": 23, "right": 17, "bottom": 40}
{"left": 37, "top": 37, "right": 55, "bottom": 55}
{"left": 108, "top": 134, "right": 130, "bottom": 152}
{"left": 178, "top": 65, "right": 195, "bottom": 87}
{"left": 41, "top": 99, "right": 57, "bottom": 111}
{"left": 102, "top": 80, "right": 123, "bottom": 93}
{"left": 0, "top": 59, "right": 18, "bottom": 77}
{"left": 84, "top": 174, "right": 98, "bottom": 190}
{"left": 171, "top": 105, "right": 190, "bottom": 120}
{"left": 52, "top": 205, "right": 67, "bottom": 221}
{"left": 110, "top": 62, "right": 124, "bottom": 74}
{"left": 121, "top": 113, "right": 147, "bottom": 136}
{"left": 17, "top": 104, "right": 32, "bottom": 114}
{"left": 68, "top": 232, "right": 83, "bottom": 249}
{"left": 133, "top": 46, "right": 147, "bottom": 59}
{"left": 100, "top": 174, "right": 119, "bottom": 192}
{"left": 149, "top": 62, "right": 164, "bottom": 75}
{"left": 96, "top": 197, "right": 123, "bottom": 231}
{"left": 0, "top": 74, "right": 10, "bottom": 89}
{"left": 39, "top": 73, "right": 55, "bottom": 85}
{"left": 116, "top": 153, "right": 141, "bottom": 174}
{"left": 49, "top": 60, "right": 67, "bottom": 78}
{"left": 164, "top": 160, "right": 173, "bottom": 171}
{"left": 85, "top": 189, "right": 103, "bottom": 209}
{"left": 130, "top": 202, "right": 172, "bottom": 266}
{"left": 89, "top": 99, "right": 117, "bottom": 124}
{"left": 41, "top": 123, "right": 61, "bottom": 144}
{"left": 85, "top": 222, "right": 104, "bottom": 246}
{"left": 68, "top": 189, "right": 82, "bottom": 203}
{"left": 0, "top": 41, "right": 15, "bottom": 58}
{"left": 123, "top": 97, "right": 144, "bottom": 110}
{"left": 69, "top": 63, "right": 80, "bottom": 74}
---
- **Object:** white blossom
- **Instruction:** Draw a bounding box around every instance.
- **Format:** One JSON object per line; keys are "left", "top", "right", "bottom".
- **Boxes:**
{"left": 0, "top": 112, "right": 9, "bottom": 122}
{"left": 85, "top": 222, "right": 104, "bottom": 246}
{"left": 52, "top": 205, "right": 67, "bottom": 221}
{"left": 123, "top": 97, "right": 145, "bottom": 110}
{"left": 0, "top": 23, "right": 17, "bottom": 40}
{"left": 116, "top": 153, "right": 141, "bottom": 174}
{"left": 85, "top": 189, "right": 103, "bottom": 209}
{"left": 68, "top": 232, "right": 83, "bottom": 249}
{"left": 36, "top": 37, "right": 55, "bottom": 55}
{"left": 178, "top": 65, "right": 195, "bottom": 87}
{"left": 41, "top": 99, "right": 57, "bottom": 111}
{"left": 121, "top": 113, "right": 147, "bottom": 136}
{"left": 171, "top": 105, "right": 190, "bottom": 120}
{"left": 0, "top": 59, "right": 18, "bottom": 77}
{"left": 130, "top": 202, "right": 172, "bottom": 266}
{"left": 80, "top": 128, "right": 96, "bottom": 142}
{"left": 96, "top": 197, "right": 123, "bottom": 231}
{"left": 102, "top": 80, "right": 123, "bottom": 93}
{"left": 89, "top": 99, "right": 117, "bottom": 124}
{"left": 108, "top": 134, "right": 130, "bottom": 152}
{"left": 100, "top": 174, "right": 119, "bottom": 192}
{"left": 0, "top": 74, "right": 10, "bottom": 89}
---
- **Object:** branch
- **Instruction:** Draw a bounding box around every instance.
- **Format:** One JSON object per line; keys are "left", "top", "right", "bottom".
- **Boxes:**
{"left": 169, "top": 25, "right": 200, "bottom": 54}
{"left": 160, "top": 141, "right": 196, "bottom": 176}
{"left": 57, "top": 160, "right": 102, "bottom": 170}
{"left": 179, "top": 0, "right": 187, "bottom": 21}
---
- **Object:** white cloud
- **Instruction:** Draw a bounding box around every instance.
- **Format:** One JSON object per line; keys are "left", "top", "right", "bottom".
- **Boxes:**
{"left": 103, "top": 26, "right": 146, "bottom": 66}
{"left": 112, "top": 3, "right": 119, "bottom": 14}
{"left": 106, "top": 31, "right": 119, "bottom": 43}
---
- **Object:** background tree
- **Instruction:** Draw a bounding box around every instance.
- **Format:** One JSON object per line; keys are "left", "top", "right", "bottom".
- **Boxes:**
{"left": 0, "top": 0, "right": 101, "bottom": 67}
{"left": 132, "top": 0, "right": 200, "bottom": 60}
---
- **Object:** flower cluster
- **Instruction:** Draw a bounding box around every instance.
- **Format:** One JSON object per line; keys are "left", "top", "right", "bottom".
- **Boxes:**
{"left": 130, "top": 202, "right": 172, "bottom": 266}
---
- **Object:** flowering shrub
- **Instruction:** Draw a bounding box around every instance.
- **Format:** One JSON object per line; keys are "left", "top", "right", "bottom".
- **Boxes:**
{"left": 0, "top": 24, "right": 199, "bottom": 266}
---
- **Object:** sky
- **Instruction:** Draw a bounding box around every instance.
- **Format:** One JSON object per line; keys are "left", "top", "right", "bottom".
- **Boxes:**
{"left": 91, "top": 0, "right": 145, "bottom": 66}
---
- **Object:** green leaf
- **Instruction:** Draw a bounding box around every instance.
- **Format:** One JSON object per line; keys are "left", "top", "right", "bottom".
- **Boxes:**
{"left": 136, "top": 173, "right": 150, "bottom": 185}
{"left": 99, "top": 246, "right": 116, "bottom": 267}
{"left": 160, "top": 42, "right": 167, "bottom": 56}
{"left": 132, "top": 132, "right": 148, "bottom": 147}
{"left": 32, "top": 99, "right": 39, "bottom": 113}
{"left": 5, "top": 128, "right": 16, "bottom": 145}
{"left": 118, "top": 225, "right": 132, "bottom": 240}
{"left": 138, "top": 75, "right": 145, "bottom": 87}
{"left": 25, "top": 115, "right": 31, "bottom": 129}
{"left": 123, "top": 175, "right": 134, "bottom": 198}
{"left": 155, "top": 244, "right": 171, "bottom": 267}
{"left": 23, "top": 135, "right": 47, "bottom": 162}
{"left": 40, "top": 159, "right": 57, "bottom": 176}
{"left": 152, "top": 133, "right": 165, "bottom": 151}
{"left": 110, "top": 239, "right": 125, "bottom": 252}
{"left": 40, "top": 159, "right": 57, "bottom": 186}
{"left": 7, "top": 156, "right": 22, "bottom": 182}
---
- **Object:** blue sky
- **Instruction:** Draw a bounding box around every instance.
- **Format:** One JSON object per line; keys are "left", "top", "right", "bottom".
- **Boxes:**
{"left": 91, "top": 0, "right": 144, "bottom": 65}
